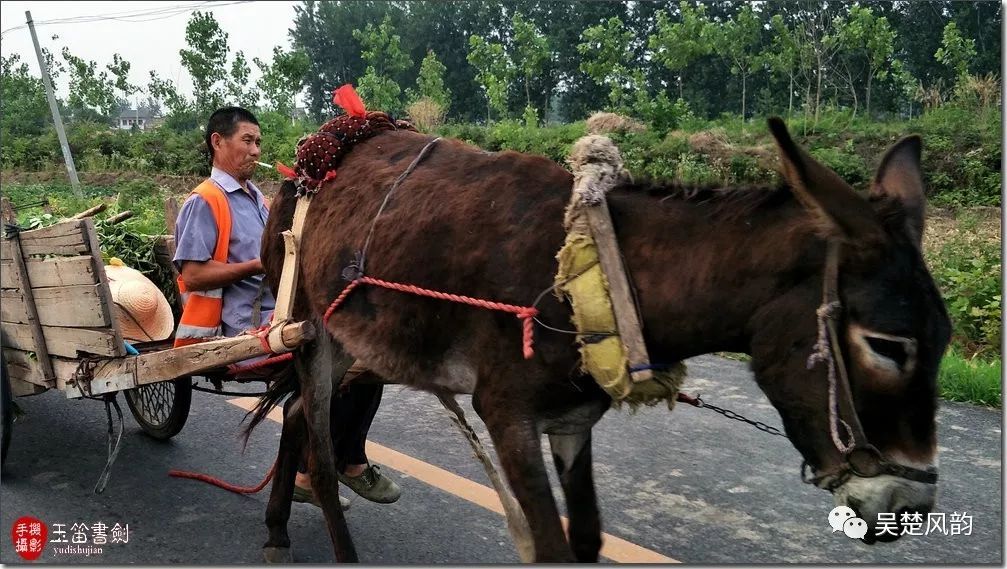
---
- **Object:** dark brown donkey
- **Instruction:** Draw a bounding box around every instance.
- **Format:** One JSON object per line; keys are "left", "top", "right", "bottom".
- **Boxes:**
{"left": 250, "top": 118, "right": 950, "bottom": 562}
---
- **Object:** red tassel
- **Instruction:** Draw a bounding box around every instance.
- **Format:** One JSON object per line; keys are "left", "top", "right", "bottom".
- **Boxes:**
{"left": 332, "top": 84, "right": 366, "bottom": 118}
{"left": 322, "top": 169, "right": 338, "bottom": 182}
{"left": 276, "top": 162, "right": 297, "bottom": 179}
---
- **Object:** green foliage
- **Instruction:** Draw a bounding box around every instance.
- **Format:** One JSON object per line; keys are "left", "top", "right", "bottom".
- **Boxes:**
{"left": 0, "top": 54, "right": 50, "bottom": 139}
{"left": 179, "top": 11, "right": 229, "bottom": 113}
{"left": 808, "top": 146, "right": 868, "bottom": 185}
{"left": 353, "top": 15, "right": 412, "bottom": 114}
{"left": 713, "top": 4, "right": 761, "bottom": 118}
{"left": 938, "top": 348, "right": 1001, "bottom": 407}
{"left": 225, "top": 50, "right": 257, "bottom": 108}
{"left": 254, "top": 47, "right": 310, "bottom": 114}
{"left": 925, "top": 213, "right": 1001, "bottom": 359}
{"left": 467, "top": 35, "right": 513, "bottom": 121}
{"left": 935, "top": 22, "right": 977, "bottom": 79}
{"left": 511, "top": 13, "right": 550, "bottom": 109}
{"left": 649, "top": 2, "right": 715, "bottom": 97}
{"left": 60, "top": 46, "right": 135, "bottom": 120}
{"left": 577, "top": 17, "right": 634, "bottom": 111}
{"left": 407, "top": 50, "right": 451, "bottom": 113}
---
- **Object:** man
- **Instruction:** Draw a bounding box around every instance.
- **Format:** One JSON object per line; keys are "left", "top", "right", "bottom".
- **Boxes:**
{"left": 173, "top": 106, "right": 401, "bottom": 509}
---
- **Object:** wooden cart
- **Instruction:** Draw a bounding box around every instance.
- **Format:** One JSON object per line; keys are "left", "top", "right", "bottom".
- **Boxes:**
{"left": 0, "top": 201, "right": 312, "bottom": 467}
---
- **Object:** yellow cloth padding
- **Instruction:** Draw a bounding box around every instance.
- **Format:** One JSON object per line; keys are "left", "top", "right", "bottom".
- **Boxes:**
{"left": 555, "top": 215, "right": 686, "bottom": 410}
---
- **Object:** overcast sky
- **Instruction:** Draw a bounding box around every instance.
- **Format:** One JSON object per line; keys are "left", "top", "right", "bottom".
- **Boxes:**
{"left": 0, "top": 1, "right": 302, "bottom": 107}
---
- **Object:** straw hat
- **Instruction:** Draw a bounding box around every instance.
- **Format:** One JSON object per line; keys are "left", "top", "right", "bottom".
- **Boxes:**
{"left": 104, "top": 258, "right": 174, "bottom": 342}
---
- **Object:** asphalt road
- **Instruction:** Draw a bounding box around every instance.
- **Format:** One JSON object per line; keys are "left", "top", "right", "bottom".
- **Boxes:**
{"left": 0, "top": 355, "right": 1001, "bottom": 564}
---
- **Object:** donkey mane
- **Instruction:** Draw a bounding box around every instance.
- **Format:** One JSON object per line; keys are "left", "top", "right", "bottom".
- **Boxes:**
{"left": 619, "top": 177, "right": 795, "bottom": 221}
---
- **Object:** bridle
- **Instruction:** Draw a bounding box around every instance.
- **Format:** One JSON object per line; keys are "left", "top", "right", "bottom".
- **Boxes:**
{"left": 801, "top": 240, "right": 938, "bottom": 492}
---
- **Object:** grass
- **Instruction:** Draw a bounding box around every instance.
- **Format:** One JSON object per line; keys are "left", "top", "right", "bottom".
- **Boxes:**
{"left": 938, "top": 349, "right": 1002, "bottom": 408}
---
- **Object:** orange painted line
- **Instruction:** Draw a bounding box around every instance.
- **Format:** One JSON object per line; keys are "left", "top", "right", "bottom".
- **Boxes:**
{"left": 228, "top": 397, "right": 678, "bottom": 564}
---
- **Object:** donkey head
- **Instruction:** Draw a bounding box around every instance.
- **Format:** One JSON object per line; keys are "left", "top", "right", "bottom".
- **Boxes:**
{"left": 750, "top": 119, "right": 952, "bottom": 542}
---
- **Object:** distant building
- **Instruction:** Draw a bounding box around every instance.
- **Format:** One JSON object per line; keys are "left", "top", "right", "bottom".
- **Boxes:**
{"left": 114, "top": 107, "right": 162, "bottom": 131}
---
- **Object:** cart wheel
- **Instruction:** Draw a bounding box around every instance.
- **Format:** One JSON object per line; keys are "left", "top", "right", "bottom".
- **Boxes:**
{"left": 124, "top": 377, "right": 192, "bottom": 440}
{"left": 1, "top": 352, "right": 12, "bottom": 468}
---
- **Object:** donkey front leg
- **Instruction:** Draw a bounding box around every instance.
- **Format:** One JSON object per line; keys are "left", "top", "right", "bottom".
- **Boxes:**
{"left": 477, "top": 389, "right": 575, "bottom": 561}
{"left": 263, "top": 396, "right": 306, "bottom": 563}
{"left": 294, "top": 333, "right": 358, "bottom": 562}
{"left": 549, "top": 432, "right": 602, "bottom": 562}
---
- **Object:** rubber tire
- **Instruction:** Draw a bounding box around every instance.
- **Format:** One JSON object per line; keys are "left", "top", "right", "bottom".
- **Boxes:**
{"left": 124, "top": 377, "right": 192, "bottom": 440}
{"left": 1, "top": 352, "right": 12, "bottom": 468}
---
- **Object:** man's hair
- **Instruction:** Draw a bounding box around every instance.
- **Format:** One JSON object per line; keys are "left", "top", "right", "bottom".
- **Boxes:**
{"left": 205, "top": 106, "right": 259, "bottom": 160}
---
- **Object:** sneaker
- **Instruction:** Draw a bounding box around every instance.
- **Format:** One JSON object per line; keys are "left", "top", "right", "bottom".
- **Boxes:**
{"left": 292, "top": 484, "right": 351, "bottom": 511}
{"left": 337, "top": 464, "right": 401, "bottom": 504}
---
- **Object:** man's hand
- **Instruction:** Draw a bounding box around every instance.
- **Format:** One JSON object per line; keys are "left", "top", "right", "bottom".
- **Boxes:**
{"left": 180, "top": 258, "right": 264, "bottom": 291}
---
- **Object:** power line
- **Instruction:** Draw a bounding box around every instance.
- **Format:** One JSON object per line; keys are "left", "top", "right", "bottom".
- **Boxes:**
{"left": 1, "top": 1, "right": 252, "bottom": 38}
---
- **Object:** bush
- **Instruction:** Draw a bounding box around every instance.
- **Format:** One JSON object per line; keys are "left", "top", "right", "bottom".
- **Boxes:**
{"left": 924, "top": 210, "right": 1001, "bottom": 359}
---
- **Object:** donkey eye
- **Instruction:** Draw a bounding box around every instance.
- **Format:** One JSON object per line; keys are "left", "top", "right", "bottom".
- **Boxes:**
{"left": 865, "top": 336, "right": 909, "bottom": 369}
{"left": 848, "top": 324, "right": 918, "bottom": 383}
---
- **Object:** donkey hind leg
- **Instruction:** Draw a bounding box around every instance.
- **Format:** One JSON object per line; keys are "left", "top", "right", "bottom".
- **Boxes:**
{"left": 549, "top": 431, "right": 602, "bottom": 562}
{"left": 476, "top": 392, "right": 574, "bottom": 561}
{"left": 263, "top": 396, "right": 307, "bottom": 563}
{"left": 294, "top": 332, "right": 358, "bottom": 562}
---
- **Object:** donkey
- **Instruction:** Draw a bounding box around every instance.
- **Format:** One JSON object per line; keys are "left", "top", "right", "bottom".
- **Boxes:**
{"left": 253, "top": 118, "right": 950, "bottom": 562}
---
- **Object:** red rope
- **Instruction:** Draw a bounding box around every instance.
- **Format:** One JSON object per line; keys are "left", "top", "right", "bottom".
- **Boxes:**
{"left": 169, "top": 459, "right": 276, "bottom": 494}
{"left": 323, "top": 276, "right": 539, "bottom": 359}
{"left": 227, "top": 352, "right": 293, "bottom": 375}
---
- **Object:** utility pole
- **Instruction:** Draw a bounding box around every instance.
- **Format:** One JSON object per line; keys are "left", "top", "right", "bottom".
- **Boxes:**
{"left": 26, "top": 10, "right": 82, "bottom": 197}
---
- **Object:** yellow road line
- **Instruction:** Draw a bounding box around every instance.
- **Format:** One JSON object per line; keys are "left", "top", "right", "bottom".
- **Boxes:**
{"left": 228, "top": 397, "right": 678, "bottom": 564}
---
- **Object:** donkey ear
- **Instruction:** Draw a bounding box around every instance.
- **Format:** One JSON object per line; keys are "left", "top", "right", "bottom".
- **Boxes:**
{"left": 767, "top": 117, "right": 884, "bottom": 244}
{"left": 869, "top": 135, "right": 925, "bottom": 246}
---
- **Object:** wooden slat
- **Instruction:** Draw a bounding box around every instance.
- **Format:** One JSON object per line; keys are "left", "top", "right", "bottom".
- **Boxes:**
{"left": 1, "top": 198, "right": 55, "bottom": 381}
{"left": 58, "top": 321, "right": 314, "bottom": 398}
{"left": 0, "top": 292, "right": 30, "bottom": 324}
{"left": 0, "top": 285, "right": 108, "bottom": 327}
{"left": 0, "top": 256, "right": 97, "bottom": 289}
{"left": 584, "top": 202, "right": 653, "bottom": 383}
{"left": 2, "top": 322, "right": 119, "bottom": 358}
{"left": 12, "top": 219, "right": 90, "bottom": 257}
{"left": 2, "top": 348, "right": 53, "bottom": 388}
{"left": 11, "top": 377, "right": 48, "bottom": 396}
{"left": 82, "top": 218, "right": 126, "bottom": 357}
{"left": 0, "top": 239, "right": 10, "bottom": 261}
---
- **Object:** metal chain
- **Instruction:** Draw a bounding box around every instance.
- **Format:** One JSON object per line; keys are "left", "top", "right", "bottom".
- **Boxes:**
{"left": 693, "top": 396, "right": 789, "bottom": 439}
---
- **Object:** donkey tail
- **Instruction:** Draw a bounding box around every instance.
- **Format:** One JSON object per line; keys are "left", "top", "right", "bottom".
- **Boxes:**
{"left": 240, "top": 361, "right": 299, "bottom": 448}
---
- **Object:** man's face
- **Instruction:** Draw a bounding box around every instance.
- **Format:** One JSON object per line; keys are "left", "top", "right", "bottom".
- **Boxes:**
{"left": 212, "top": 121, "right": 261, "bottom": 181}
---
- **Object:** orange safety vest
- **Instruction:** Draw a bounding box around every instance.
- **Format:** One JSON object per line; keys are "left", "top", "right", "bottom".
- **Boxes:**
{"left": 174, "top": 180, "right": 231, "bottom": 347}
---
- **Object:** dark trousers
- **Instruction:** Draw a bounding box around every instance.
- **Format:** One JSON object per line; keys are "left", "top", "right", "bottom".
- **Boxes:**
{"left": 299, "top": 382, "right": 383, "bottom": 474}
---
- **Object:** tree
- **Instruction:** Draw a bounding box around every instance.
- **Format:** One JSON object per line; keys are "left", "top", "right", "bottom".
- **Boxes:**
{"left": 576, "top": 16, "right": 635, "bottom": 112}
{"left": 760, "top": 14, "right": 806, "bottom": 118}
{"left": 352, "top": 15, "right": 412, "bottom": 113}
{"left": 179, "top": 11, "right": 229, "bottom": 113}
{"left": 648, "top": 2, "right": 715, "bottom": 100}
{"left": 407, "top": 49, "right": 451, "bottom": 113}
{"left": 467, "top": 34, "right": 513, "bottom": 122}
{"left": 147, "top": 71, "right": 189, "bottom": 116}
{"left": 254, "top": 47, "right": 310, "bottom": 114}
{"left": 935, "top": 21, "right": 976, "bottom": 79}
{"left": 714, "top": 4, "right": 762, "bottom": 120}
{"left": 225, "top": 50, "right": 258, "bottom": 108}
{"left": 60, "top": 46, "right": 133, "bottom": 120}
{"left": 510, "top": 13, "right": 549, "bottom": 111}
{"left": 0, "top": 53, "right": 50, "bottom": 138}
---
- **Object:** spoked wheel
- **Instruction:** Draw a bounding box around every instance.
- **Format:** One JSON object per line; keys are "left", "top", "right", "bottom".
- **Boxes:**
{"left": 1, "top": 352, "right": 12, "bottom": 468}
{"left": 124, "top": 377, "right": 192, "bottom": 440}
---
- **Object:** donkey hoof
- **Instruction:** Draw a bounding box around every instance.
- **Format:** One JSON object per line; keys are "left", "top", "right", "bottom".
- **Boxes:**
{"left": 263, "top": 546, "right": 293, "bottom": 563}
